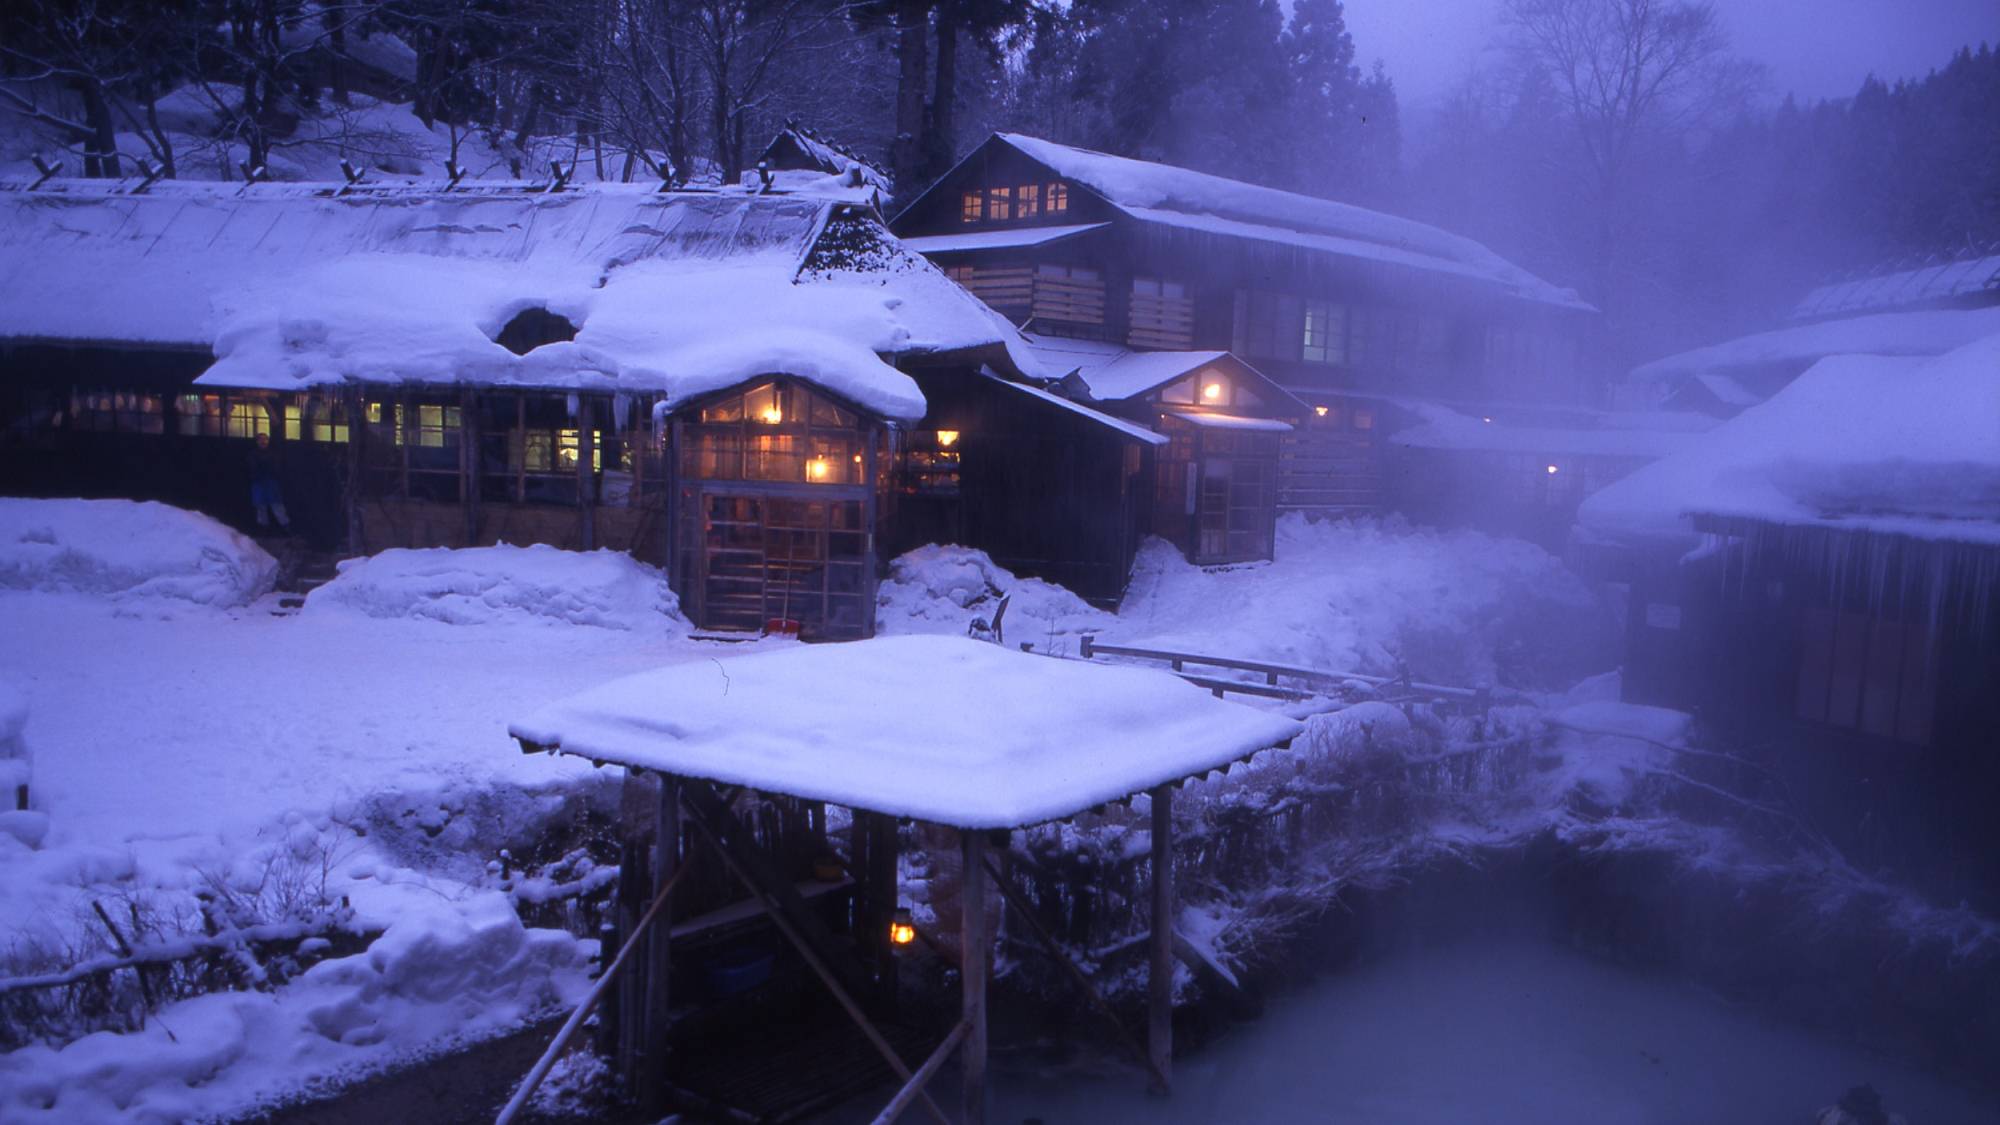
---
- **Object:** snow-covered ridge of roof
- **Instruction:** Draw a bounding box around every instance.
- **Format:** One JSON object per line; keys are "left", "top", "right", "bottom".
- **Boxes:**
{"left": 1580, "top": 332, "right": 2000, "bottom": 547}
{"left": 898, "top": 222, "right": 1109, "bottom": 255}
{"left": 510, "top": 634, "right": 1303, "bottom": 829}
{"left": 1391, "top": 405, "right": 1715, "bottom": 460}
{"left": 1791, "top": 252, "right": 2000, "bottom": 320}
{"left": 1629, "top": 305, "right": 2000, "bottom": 385}
{"left": 996, "top": 133, "right": 1590, "bottom": 312}
{"left": 0, "top": 179, "right": 1018, "bottom": 421}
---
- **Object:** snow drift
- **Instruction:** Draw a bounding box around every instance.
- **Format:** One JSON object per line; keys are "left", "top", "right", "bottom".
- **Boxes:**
{"left": 0, "top": 498, "right": 276, "bottom": 606}
{"left": 875, "top": 544, "right": 1113, "bottom": 642}
{"left": 303, "top": 544, "right": 689, "bottom": 632}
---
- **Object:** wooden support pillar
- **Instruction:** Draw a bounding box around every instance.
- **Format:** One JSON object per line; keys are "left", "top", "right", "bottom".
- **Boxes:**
{"left": 638, "top": 775, "right": 679, "bottom": 1108}
{"left": 343, "top": 387, "right": 364, "bottom": 553}
{"left": 867, "top": 811, "right": 899, "bottom": 1013}
{"left": 960, "top": 828, "right": 989, "bottom": 1125}
{"left": 577, "top": 397, "right": 597, "bottom": 550}
{"left": 459, "top": 387, "right": 478, "bottom": 545}
{"left": 1148, "top": 783, "right": 1174, "bottom": 1093}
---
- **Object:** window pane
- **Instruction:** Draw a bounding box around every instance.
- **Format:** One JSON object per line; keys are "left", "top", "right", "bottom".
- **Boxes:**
{"left": 987, "top": 186, "right": 1012, "bottom": 221}
{"left": 960, "top": 191, "right": 983, "bottom": 222}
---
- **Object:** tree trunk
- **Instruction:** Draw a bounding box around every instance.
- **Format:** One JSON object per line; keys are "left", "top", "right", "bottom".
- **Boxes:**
{"left": 75, "top": 79, "right": 121, "bottom": 178}
{"left": 889, "top": 0, "right": 930, "bottom": 195}
{"left": 927, "top": 1, "right": 958, "bottom": 181}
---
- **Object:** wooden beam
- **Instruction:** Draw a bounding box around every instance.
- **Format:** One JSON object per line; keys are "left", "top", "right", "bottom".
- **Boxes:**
{"left": 682, "top": 788, "right": 953, "bottom": 1125}
{"left": 982, "top": 855, "right": 1167, "bottom": 1090}
{"left": 1148, "top": 783, "right": 1173, "bottom": 1094}
{"left": 638, "top": 776, "right": 679, "bottom": 1108}
{"left": 676, "top": 780, "right": 872, "bottom": 999}
{"left": 872, "top": 1017, "right": 971, "bottom": 1125}
{"left": 961, "top": 829, "right": 989, "bottom": 1125}
{"left": 578, "top": 397, "right": 597, "bottom": 550}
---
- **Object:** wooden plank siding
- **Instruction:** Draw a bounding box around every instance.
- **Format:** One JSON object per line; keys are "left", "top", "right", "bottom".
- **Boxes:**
{"left": 1127, "top": 287, "right": 1196, "bottom": 351}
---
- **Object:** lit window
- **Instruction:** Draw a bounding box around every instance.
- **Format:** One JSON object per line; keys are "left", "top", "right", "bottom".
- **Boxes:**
{"left": 72, "top": 389, "right": 164, "bottom": 434}
{"left": 986, "top": 186, "right": 1012, "bottom": 221}
{"left": 226, "top": 402, "right": 272, "bottom": 440}
{"left": 415, "top": 404, "right": 461, "bottom": 449}
{"left": 1201, "top": 379, "right": 1226, "bottom": 403}
{"left": 960, "top": 191, "right": 982, "bottom": 222}
{"left": 1016, "top": 184, "right": 1040, "bottom": 218}
{"left": 1047, "top": 182, "right": 1068, "bottom": 213}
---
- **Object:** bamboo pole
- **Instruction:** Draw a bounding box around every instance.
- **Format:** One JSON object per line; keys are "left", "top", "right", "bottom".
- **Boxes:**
{"left": 872, "top": 1018, "right": 971, "bottom": 1125}
{"left": 494, "top": 839, "right": 700, "bottom": 1125}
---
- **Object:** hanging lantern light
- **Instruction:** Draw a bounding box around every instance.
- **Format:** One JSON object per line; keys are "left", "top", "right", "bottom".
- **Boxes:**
{"left": 936, "top": 429, "right": 961, "bottom": 448}
{"left": 807, "top": 456, "right": 831, "bottom": 481}
{"left": 889, "top": 908, "right": 917, "bottom": 947}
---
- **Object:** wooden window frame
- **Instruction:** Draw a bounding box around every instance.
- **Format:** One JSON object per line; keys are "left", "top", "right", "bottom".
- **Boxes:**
{"left": 960, "top": 190, "right": 983, "bottom": 222}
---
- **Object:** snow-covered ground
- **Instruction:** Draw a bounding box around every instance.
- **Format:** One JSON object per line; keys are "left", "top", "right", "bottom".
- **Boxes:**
{"left": 0, "top": 501, "right": 1691, "bottom": 1122}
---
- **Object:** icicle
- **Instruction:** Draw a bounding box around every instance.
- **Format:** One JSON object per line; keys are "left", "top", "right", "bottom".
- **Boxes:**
{"left": 612, "top": 393, "right": 632, "bottom": 431}
{"left": 565, "top": 392, "right": 579, "bottom": 419}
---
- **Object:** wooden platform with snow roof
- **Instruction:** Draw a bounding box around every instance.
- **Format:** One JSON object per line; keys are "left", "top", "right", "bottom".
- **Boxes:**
{"left": 503, "top": 634, "right": 1302, "bottom": 1124}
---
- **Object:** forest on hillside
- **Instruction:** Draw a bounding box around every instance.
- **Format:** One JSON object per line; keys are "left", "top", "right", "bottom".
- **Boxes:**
{"left": 4, "top": 0, "right": 1997, "bottom": 364}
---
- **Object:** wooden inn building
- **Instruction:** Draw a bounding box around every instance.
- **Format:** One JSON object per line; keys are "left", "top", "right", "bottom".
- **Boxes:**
{"left": 2, "top": 132, "right": 1604, "bottom": 635}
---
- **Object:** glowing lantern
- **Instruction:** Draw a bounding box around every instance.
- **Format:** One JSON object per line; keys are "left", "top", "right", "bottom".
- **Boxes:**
{"left": 1545, "top": 464, "right": 1559, "bottom": 475}
{"left": 936, "top": 429, "right": 961, "bottom": 448}
{"left": 1201, "top": 381, "right": 1224, "bottom": 403}
{"left": 759, "top": 406, "right": 784, "bottom": 424}
{"left": 1313, "top": 405, "right": 1329, "bottom": 417}
{"left": 890, "top": 909, "right": 917, "bottom": 947}
{"left": 807, "top": 457, "right": 831, "bottom": 481}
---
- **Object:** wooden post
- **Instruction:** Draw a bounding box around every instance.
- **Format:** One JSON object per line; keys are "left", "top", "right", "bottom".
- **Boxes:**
{"left": 344, "top": 387, "right": 364, "bottom": 553}
{"left": 459, "top": 387, "right": 478, "bottom": 546}
{"left": 638, "top": 776, "right": 679, "bottom": 1108}
{"left": 578, "top": 397, "right": 597, "bottom": 550}
{"left": 960, "top": 828, "right": 989, "bottom": 1125}
{"left": 1148, "top": 783, "right": 1173, "bottom": 1093}
{"left": 867, "top": 811, "right": 899, "bottom": 1014}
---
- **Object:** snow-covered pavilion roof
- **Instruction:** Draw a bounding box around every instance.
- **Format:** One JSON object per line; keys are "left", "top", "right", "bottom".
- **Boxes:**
{"left": 992, "top": 134, "right": 1592, "bottom": 312}
{"left": 1580, "top": 332, "right": 2000, "bottom": 547}
{"left": 0, "top": 179, "right": 1032, "bottom": 421}
{"left": 1018, "top": 333, "right": 1306, "bottom": 413}
{"left": 510, "top": 634, "right": 1303, "bottom": 830}
{"left": 1628, "top": 305, "right": 2000, "bottom": 387}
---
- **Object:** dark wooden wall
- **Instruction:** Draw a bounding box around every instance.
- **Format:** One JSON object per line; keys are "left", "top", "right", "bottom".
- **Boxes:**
{"left": 901, "top": 371, "right": 1143, "bottom": 604}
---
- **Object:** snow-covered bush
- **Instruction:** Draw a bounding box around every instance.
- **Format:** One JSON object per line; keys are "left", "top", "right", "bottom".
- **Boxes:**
{"left": 303, "top": 544, "right": 688, "bottom": 632}
{"left": 875, "top": 543, "right": 1112, "bottom": 645}
{"left": 0, "top": 680, "right": 42, "bottom": 851}
{"left": 0, "top": 498, "right": 277, "bottom": 607}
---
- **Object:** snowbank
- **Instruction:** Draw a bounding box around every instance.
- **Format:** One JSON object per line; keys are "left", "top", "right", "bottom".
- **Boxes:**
{"left": 1110, "top": 515, "right": 1598, "bottom": 690}
{"left": 875, "top": 544, "right": 1113, "bottom": 643}
{"left": 0, "top": 892, "right": 589, "bottom": 1125}
{"left": 0, "top": 499, "right": 276, "bottom": 606}
{"left": 1581, "top": 333, "right": 2000, "bottom": 546}
{"left": 1631, "top": 305, "right": 2000, "bottom": 384}
{"left": 303, "top": 544, "right": 689, "bottom": 632}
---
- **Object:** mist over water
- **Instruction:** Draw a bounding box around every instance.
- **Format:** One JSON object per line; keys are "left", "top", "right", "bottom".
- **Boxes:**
{"left": 989, "top": 939, "right": 1996, "bottom": 1125}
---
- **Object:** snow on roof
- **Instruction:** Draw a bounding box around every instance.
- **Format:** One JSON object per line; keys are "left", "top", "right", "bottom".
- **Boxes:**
{"left": 1167, "top": 410, "right": 1293, "bottom": 433}
{"left": 1629, "top": 305, "right": 2000, "bottom": 385}
{"left": 1791, "top": 252, "right": 2000, "bottom": 320}
{"left": 1689, "top": 373, "right": 1764, "bottom": 409}
{"left": 995, "top": 134, "right": 1590, "bottom": 311}
{"left": 1580, "top": 332, "right": 2000, "bottom": 547}
{"left": 0, "top": 180, "right": 1022, "bottom": 421}
{"left": 1017, "top": 333, "right": 1225, "bottom": 398}
{"left": 1390, "top": 406, "right": 1713, "bottom": 459}
{"left": 898, "top": 222, "right": 1110, "bottom": 255}
{"left": 509, "top": 634, "right": 1303, "bottom": 829}
{"left": 976, "top": 368, "right": 1169, "bottom": 445}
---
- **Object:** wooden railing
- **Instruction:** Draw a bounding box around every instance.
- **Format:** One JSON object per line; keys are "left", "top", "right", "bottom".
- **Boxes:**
{"left": 1077, "top": 635, "right": 1501, "bottom": 708}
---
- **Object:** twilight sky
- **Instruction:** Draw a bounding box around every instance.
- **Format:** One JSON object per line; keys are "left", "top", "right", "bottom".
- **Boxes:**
{"left": 1342, "top": 0, "right": 1998, "bottom": 110}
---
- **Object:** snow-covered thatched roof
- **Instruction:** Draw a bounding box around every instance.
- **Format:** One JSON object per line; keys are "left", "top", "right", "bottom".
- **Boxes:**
{"left": 0, "top": 178, "right": 1034, "bottom": 421}
{"left": 1791, "top": 251, "right": 2000, "bottom": 321}
{"left": 988, "top": 134, "right": 1592, "bottom": 312}
{"left": 1629, "top": 305, "right": 2000, "bottom": 389}
{"left": 1580, "top": 332, "right": 2000, "bottom": 547}
{"left": 511, "top": 634, "right": 1303, "bottom": 829}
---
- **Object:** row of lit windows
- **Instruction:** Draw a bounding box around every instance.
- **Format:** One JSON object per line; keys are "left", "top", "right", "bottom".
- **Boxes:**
{"left": 1234, "top": 291, "right": 1450, "bottom": 372}
{"left": 960, "top": 181, "right": 1070, "bottom": 222}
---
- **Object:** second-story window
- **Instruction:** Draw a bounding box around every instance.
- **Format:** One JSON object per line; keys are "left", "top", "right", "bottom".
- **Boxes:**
{"left": 987, "top": 186, "right": 1013, "bottom": 221}
{"left": 1017, "top": 183, "right": 1041, "bottom": 218}
{"left": 960, "top": 191, "right": 983, "bottom": 222}
{"left": 1302, "top": 301, "right": 1348, "bottom": 364}
{"left": 1047, "top": 181, "right": 1069, "bottom": 213}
